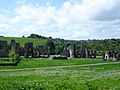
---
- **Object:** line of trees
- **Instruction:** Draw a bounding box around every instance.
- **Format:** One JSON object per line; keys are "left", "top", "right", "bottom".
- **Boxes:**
{"left": 28, "top": 34, "right": 120, "bottom": 55}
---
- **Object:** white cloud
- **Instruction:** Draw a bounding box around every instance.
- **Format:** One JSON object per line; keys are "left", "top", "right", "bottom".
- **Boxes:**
{"left": 0, "top": 24, "right": 8, "bottom": 29}
{"left": 16, "top": 0, "right": 27, "bottom": 5}
{"left": 10, "top": 16, "right": 21, "bottom": 24}
{"left": 0, "top": 0, "right": 120, "bottom": 39}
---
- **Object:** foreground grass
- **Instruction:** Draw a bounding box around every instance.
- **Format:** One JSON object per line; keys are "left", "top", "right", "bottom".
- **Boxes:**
{"left": 0, "top": 58, "right": 120, "bottom": 90}
{"left": 0, "top": 64, "right": 120, "bottom": 90}
{"left": 0, "top": 58, "right": 111, "bottom": 69}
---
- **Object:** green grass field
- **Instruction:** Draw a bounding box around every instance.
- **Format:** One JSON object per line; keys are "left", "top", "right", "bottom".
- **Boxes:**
{"left": 0, "top": 58, "right": 120, "bottom": 90}
{"left": 0, "top": 37, "right": 46, "bottom": 47}
{"left": 0, "top": 58, "right": 104, "bottom": 69}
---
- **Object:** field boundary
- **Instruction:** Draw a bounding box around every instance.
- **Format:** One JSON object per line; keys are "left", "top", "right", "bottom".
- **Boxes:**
{"left": 0, "top": 58, "right": 21, "bottom": 66}
{"left": 0, "top": 62, "right": 120, "bottom": 72}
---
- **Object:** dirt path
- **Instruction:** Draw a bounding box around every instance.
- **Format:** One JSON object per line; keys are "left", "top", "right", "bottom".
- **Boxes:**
{"left": 0, "top": 62, "right": 120, "bottom": 72}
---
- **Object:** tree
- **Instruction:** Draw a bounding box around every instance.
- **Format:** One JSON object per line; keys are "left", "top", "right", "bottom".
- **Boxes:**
{"left": 46, "top": 37, "right": 55, "bottom": 57}
{"left": 22, "top": 35, "right": 25, "bottom": 38}
{"left": 8, "top": 49, "right": 19, "bottom": 62}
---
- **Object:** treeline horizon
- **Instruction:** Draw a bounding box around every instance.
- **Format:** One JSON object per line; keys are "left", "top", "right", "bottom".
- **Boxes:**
{"left": 27, "top": 34, "right": 120, "bottom": 54}
{"left": 0, "top": 33, "right": 120, "bottom": 54}
{"left": 0, "top": 33, "right": 120, "bottom": 41}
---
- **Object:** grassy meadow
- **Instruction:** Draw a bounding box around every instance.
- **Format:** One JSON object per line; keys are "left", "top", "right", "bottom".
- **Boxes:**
{"left": 0, "top": 36, "right": 46, "bottom": 47}
{"left": 0, "top": 58, "right": 120, "bottom": 90}
{"left": 0, "top": 58, "right": 104, "bottom": 69}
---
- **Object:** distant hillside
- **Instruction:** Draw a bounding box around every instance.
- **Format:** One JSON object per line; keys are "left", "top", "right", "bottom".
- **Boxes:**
{"left": 0, "top": 34, "right": 120, "bottom": 54}
{"left": 27, "top": 34, "right": 120, "bottom": 53}
{"left": 0, "top": 36, "right": 46, "bottom": 47}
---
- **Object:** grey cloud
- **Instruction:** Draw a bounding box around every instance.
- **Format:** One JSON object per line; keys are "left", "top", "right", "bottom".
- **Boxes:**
{"left": 93, "top": 1, "right": 120, "bottom": 21}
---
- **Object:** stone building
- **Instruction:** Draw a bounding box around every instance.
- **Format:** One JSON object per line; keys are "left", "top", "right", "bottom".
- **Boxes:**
{"left": 10, "top": 39, "right": 20, "bottom": 52}
{"left": 33, "top": 45, "right": 45, "bottom": 57}
{"left": 67, "top": 44, "right": 75, "bottom": 58}
{"left": 0, "top": 40, "right": 9, "bottom": 57}
{"left": 80, "top": 48, "right": 96, "bottom": 58}
{"left": 24, "top": 42, "right": 33, "bottom": 58}
{"left": 103, "top": 51, "right": 120, "bottom": 60}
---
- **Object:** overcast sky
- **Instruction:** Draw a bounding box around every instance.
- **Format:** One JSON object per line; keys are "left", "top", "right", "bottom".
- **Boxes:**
{"left": 0, "top": 0, "right": 120, "bottom": 40}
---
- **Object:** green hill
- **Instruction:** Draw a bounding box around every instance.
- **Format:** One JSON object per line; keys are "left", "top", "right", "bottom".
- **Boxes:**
{"left": 0, "top": 36, "right": 46, "bottom": 47}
